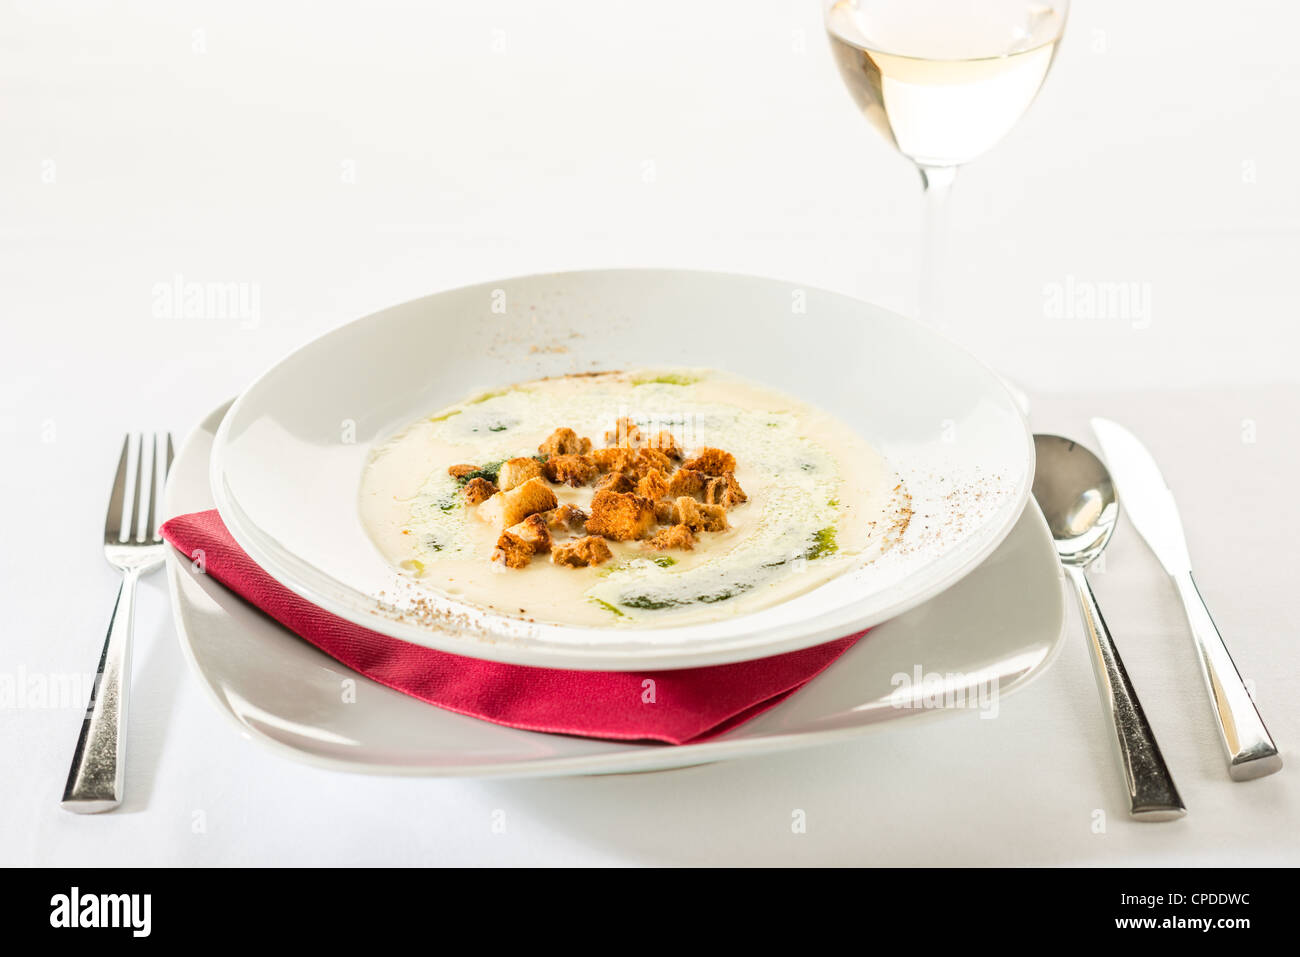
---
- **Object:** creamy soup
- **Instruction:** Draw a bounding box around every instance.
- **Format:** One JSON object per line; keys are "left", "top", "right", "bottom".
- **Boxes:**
{"left": 359, "top": 368, "right": 901, "bottom": 627}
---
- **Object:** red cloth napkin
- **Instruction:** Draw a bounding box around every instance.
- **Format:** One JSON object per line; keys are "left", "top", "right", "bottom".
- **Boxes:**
{"left": 161, "top": 510, "right": 865, "bottom": 745}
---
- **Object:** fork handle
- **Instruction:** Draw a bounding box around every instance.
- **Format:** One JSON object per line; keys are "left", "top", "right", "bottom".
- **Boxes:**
{"left": 1174, "top": 572, "right": 1281, "bottom": 780}
{"left": 1067, "top": 564, "right": 1186, "bottom": 821}
{"left": 61, "top": 568, "right": 139, "bottom": 813}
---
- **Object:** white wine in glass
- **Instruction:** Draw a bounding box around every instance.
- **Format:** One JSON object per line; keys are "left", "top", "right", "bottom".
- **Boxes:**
{"left": 824, "top": 0, "right": 1068, "bottom": 322}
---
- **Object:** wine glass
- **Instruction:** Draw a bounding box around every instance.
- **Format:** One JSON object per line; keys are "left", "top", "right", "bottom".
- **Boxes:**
{"left": 823, "top": 0, "right": 1069, "bottom": 324}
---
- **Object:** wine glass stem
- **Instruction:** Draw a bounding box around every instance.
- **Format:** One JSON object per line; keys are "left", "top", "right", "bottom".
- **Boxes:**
{"left": 917, "top": 164, "right": 958, "bottom": 325}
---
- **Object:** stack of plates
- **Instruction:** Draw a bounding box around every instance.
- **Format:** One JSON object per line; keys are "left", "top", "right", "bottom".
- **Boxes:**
{"left": 169, "top": 269, "right": 1066, "bottom": 777}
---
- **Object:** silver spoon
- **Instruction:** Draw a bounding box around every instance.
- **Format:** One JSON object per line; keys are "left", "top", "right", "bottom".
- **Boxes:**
{"left": 1033, "top": 434, "right": 1186, "bottom": 822}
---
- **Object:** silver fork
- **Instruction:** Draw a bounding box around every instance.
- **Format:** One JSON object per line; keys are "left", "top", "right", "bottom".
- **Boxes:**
{"left": 61, "top": 433, "right": 173, "bottom": 813}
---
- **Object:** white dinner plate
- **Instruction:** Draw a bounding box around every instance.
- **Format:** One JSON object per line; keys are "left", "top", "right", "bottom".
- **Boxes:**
{"left": 211, "top": 269, "right": 1034, "bottom": 670}
{"left": 171, "top": 401, "right": 1066, "bottom": 778}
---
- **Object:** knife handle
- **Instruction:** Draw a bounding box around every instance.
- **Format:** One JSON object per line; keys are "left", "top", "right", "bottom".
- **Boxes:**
{"left": 1173, "top": 572, "right": 1281, "bottom": 780}
{"left": 1066, "top": 564, "right": 1186, "bottom": 821}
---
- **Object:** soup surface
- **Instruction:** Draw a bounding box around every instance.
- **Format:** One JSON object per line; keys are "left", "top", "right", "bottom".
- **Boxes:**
{"left": 359, "top": 368, "right": 904, "bottom": 627}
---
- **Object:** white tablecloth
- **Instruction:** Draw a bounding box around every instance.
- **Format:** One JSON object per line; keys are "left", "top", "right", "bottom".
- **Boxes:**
{"left": 2, "top": 1, "right": 1297, "bottom": 866}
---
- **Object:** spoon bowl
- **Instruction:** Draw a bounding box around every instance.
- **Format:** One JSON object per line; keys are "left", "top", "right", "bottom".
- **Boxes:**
{"left": 1032, "top": 435, "right": 1118, "bottom": 566}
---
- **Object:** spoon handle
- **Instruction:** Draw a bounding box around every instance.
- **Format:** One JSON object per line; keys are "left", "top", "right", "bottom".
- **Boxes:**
{"left": 1066, "top": 564, "right": 1186, "bottom": 821}
{"left": 1173, "top": 572, "right": 1281, "bottom": 780}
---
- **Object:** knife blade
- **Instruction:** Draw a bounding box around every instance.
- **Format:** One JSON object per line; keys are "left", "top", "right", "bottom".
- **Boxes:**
{"left": 1089, "top": 418, "right": 1191, "bottom": 575}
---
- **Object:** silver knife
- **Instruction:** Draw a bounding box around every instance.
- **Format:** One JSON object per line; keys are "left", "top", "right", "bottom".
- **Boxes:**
{"left": 1091, "top": 418, "right": 1281, "bottom": 781}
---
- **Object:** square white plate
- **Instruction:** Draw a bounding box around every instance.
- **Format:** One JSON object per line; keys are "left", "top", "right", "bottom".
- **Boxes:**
{"left": 169, "top": 401, "right": 1066, "bottom": 777}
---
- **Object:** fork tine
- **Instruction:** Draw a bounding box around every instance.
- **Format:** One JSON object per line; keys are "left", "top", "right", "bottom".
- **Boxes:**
{"left": 130, "top": 433, "right": 145, "bottom": 543}
{"left": 157, "top": 433, "right": 175, "bottom": 542}
{"left": 103, "top": 435, "right": 131, "bottom": 543}
{"left": 145, "top": 433, "right": 161, "bottom": 542}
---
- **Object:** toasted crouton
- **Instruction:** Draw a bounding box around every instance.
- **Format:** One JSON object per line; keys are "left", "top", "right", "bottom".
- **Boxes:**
{"left": 668, "top": 467, "right": 706, "bottom": 499}
{"left": 628, "top": 447, "right": 673, "bottom": 479}
{"left": 595, "top": 471, "right": 634, "bottom": 493}
{"left": 646, "top": 523, "right": 695, "bottom": 551}
{"left": 497, "top": 457, "right": 543, "bottom": 492}
{"left": 480, "top": 477, "right": 558, "bottom": 529}
{"left": 671, "top": 496, "right": 729, "bottom": 533}
{"left": 492, "top": 531, "right": 534, "bottom": 569}
{"left": 542, "top": 453, "right": 598, "bottom": 487}
{"left": 507, "top": 513, "right": 552, "bottom": 553}
{"left": 586, "top": 490, "right": 656, "bottom": 541}
{"left": 703, "top": 471, "right": 748, "bottom": 508}
{"left": 590, "top": 447, "right": 635, "bottom": 474}
{"left": 603, "top": 417, "right": 643, "bottom": 448}
{"left": 542, "top": 504, "right": 589, "bottom": 532}
{"left": 636, "top": 468, "right": 671, "bottom": 501}
{"left": 696, "top": 502, "right": 729, "bottom": 532}
{"left": 462, "top": 476, "right": 497, "bottom": 505}
{"left": 552, "top": 535, "right": 614, "bottom": 568}
{"left": 682, "top": 447, "right": 736, "bottom": 476}
{"left": 448, "top": 463, "right": 479, "bottom": 480}
{"left": 646, "top": 430, "right": 681, "bottom": 459}
{"left": 538, "top": 427, "right": 592, "bottom": 457}
{"left": 654, "top": 500, "right": 675, "bottom": 524}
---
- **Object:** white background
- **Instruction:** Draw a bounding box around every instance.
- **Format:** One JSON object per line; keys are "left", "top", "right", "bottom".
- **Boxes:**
{"left": 2, "top": 0, "right": 1297, "bottom": 865}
